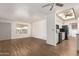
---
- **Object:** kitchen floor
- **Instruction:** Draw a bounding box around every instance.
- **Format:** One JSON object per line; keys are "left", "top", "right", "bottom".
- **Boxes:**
{"left": 0, "top": 37, "right": 77, "bottom": 56}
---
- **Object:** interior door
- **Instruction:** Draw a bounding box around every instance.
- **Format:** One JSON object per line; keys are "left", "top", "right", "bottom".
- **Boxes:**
{"left": 0, "top": 22, "right": 11, "bottom": 40}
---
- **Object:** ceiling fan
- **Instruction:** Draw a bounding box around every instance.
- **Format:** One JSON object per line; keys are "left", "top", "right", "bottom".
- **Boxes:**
{"left": 42, "top": 3, "right": 64, "bottom": 11}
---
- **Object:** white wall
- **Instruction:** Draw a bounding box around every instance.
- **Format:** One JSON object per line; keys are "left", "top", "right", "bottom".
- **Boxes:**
{"left": 0, "top": 19, "right": 31, "bottom": 39}
{"left": 0, "top": 19, "right": 47, "bottom": 40}
{"left": 32, "top": 20, "right": 47, "bottom": 40}
{"left": 15, "top": 22, "right": 31, "bottom": 39}
{"left": 47, "top": 13, "right": 57, "bottom": 46}
{"left": 0, "top": 22, "right": 11, "bottom": 40}
{"left": 11, "top": 21, "right": 31, "bottom": 39}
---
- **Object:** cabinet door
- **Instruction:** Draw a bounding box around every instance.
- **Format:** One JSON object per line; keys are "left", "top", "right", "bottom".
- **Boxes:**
{"left": 0, "top": 22, "right": 11, "bottom": 40}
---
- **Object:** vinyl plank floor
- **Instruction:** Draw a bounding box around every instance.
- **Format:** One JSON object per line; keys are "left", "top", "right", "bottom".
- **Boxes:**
{"left": 0, "top": 37, "right": 77, "bottom": 56}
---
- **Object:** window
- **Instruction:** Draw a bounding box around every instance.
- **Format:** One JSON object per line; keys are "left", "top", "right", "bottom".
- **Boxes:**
{"left": 71, "top": 23, "right": 77, "bottom": 29}
{"left": 16, "top": 24, "right": 28, "bottom": 34}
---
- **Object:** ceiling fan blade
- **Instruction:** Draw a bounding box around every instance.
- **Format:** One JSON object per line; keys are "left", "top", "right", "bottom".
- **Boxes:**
{"left": 56, "top": 3, "right": 63, "bottom": 7}
{"left": 50, "top": 5, "right": 53, "bottom": 11}
{"left": 50, "top": 4, "right": 54, "bottom": 11}
{"left": 42, "top": 3, "right": 52, "bottom": 8}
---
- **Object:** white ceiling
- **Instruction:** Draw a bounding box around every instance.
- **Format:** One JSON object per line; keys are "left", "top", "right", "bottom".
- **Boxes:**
{"left": 0, "top": 3, "right": 79, "bottom": 22}
{"left": 56, "top": 3, "right": 79, "bottom": 19}
{"left": 0, "top": 3, "right": 53, "bottom": 22}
